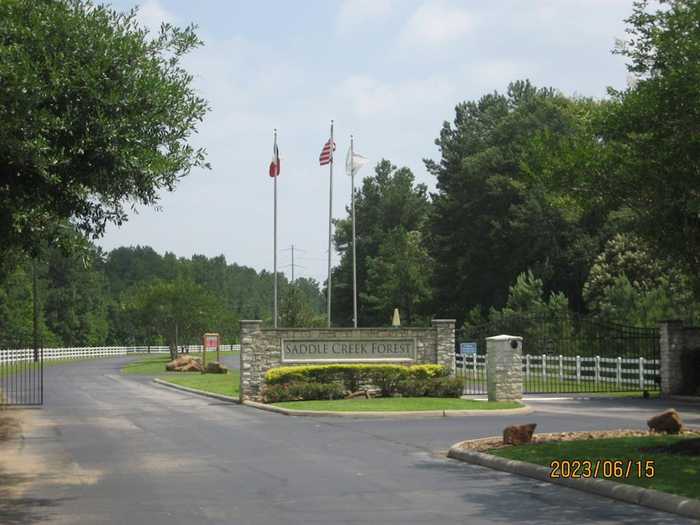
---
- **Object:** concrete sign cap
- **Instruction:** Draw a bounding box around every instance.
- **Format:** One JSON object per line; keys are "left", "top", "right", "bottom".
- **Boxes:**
{"left": 485, "top": 334, "right": 523, "bottom": 341}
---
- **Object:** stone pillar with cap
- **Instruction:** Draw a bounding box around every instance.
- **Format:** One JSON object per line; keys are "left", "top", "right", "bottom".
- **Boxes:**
{"left": 486, "top": 334, "right": 523, "bottom": 402}
{"left": 240, "top": 320, "right": 263, "bottom": 402}
{"left": 432, "top": 319, "right": 456, "bottom": 375}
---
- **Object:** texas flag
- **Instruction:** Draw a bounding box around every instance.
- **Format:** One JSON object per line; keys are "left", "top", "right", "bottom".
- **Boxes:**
{"left": 269, "top": 141, "right": 280, "bottom": 177}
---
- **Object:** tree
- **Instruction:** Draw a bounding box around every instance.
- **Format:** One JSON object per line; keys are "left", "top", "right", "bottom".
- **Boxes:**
{"left": 0, "top": 264, "right": 59, "bottom": 348}
{"left": 583, "top": 233, "right": 699, "bottom": 326}
{"left": 279, "top": 283, "right": 324, "bottom": 328}
{"left": 124, "top": 279, "right": 231, "bottom": 358}
{"left": 331, "top": 160, "right": 431, "bottom": 326}
{"left": 526, "top": 1, "right": 700, "bottom": 294}
{"left": 603, "top": 0, "right": 700, "bottom": 284}
{"left": 428, "top": 81, "right": 604, "bottom": 325}
{"left": 43, "top": 244, "right": 110, "bottom": 347}
{"left": 487, "top": 270, "right": 568, "bottom": 322}
{"left": 0, "top": 0, "right": 209, "bottom": 264}
{"left": 363, "top": 230, "right": 433, "bottom": 325}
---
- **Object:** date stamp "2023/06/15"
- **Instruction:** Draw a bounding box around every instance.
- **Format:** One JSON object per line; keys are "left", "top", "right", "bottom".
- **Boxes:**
{"left": 549, "top": 460, "right": 656, "bottom": 479}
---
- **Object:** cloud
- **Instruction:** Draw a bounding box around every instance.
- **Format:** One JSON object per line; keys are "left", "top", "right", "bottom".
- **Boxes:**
{"left": 335, "top": 74, "right": 455, "bottom": 120}
{"left": 337, "top": 0, "right": 395, "bottom": 34}
{"left": 135, "top": 0, "right": 178, "bottom": 34}
{"left": 400, "top": 2, "right": 474, "bottom": 48}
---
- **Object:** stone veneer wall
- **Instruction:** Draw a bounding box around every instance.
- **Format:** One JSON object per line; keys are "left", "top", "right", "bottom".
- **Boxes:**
{"left": 659, "top": 320, "right": 700, "bottom": 395}
{"left": 240, "top": 319, "right": 455, "bottom": 402}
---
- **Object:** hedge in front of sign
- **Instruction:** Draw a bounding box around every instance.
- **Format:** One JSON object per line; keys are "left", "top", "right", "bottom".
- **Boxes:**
{"left": 262, "top": 364, "right": 459, "bottom": 402}
{"left": 265, "top": 364, "right": 447, "bottom": 389}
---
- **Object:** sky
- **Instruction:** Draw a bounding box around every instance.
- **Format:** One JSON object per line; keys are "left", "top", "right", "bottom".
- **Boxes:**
{"left": 99, "top": 0, "right": 636, "bottom": 284}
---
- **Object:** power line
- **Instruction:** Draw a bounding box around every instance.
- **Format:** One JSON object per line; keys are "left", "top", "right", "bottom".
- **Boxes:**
{"left": 282, "top": 244, "right": 306, "bottom": 283}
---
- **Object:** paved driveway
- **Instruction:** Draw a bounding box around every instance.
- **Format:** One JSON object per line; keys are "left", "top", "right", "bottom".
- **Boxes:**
{"left": 1, "top": 357, "right": 697, "bottom": 524}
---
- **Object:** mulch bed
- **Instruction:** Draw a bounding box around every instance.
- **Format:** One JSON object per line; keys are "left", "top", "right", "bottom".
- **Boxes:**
{"left": 455, "top": 429, "right": 700, "bottom": 453}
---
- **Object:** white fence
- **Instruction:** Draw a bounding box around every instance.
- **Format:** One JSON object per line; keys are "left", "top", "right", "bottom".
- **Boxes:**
{"left": 0, "top": 344, "right": 241, "bottom": 364}
{"left": 456, "top": 353, "right": 659, "bottom": 389}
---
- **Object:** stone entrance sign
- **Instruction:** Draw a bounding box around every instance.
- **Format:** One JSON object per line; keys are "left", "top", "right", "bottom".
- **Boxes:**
{"left": 239, "top": 319, "right": 456, "bottom": 402}
{"left": 282, "top": 339, "right": 415, "bottom": 363}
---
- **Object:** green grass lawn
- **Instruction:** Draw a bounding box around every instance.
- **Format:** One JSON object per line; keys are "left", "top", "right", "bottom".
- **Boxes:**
{"left": 489, "top": 435, "right": 700, "bottom": 500}
{"left": 159, "top": 371, "right": 240, "bottom": 398}
{"left": 120, "top": 352, "right": 240, "bottom": 398}
{"left": 271, "top": 397, "right": 523, "bottom": 412}
{"left": 121, "top": 351, "right": 237, "bottom": 375}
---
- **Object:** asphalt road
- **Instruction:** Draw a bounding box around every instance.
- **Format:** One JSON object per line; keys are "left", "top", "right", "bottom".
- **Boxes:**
{"left": 1, "top": 357, "right": 698, "bottom": 525}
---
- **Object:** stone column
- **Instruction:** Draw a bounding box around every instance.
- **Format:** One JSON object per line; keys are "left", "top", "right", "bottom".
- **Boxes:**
{"left": 240, "top": 320, "right": 262, "bottom": 402}
{"left": 486, "top": 335, "right": 523, "bottom": 402}
{"left": 658, "top": 320, "right": 684, "bottom": 395}
{"left": 432, "top": 319, "right": 456, "bottom": 375}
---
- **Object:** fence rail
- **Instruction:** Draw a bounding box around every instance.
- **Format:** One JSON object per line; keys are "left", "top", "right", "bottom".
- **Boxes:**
{"left": 0, "top": 344, "right": 241, "bottom": 364}
{"left": 456, "top": 353, "right": 660, "bottom": 390}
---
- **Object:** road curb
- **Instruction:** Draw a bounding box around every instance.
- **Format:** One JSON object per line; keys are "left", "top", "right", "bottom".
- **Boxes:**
{"left": 151, "top": 380, "right": 532, "bottom": 417}
{"left": 152, "top": 378, "right": 240, "bottom": 404}
{"left": 447, "top": 440, "right": 700, "bottom": 520}
{"left": 241, "top": 400, "right": 533, "bottom": 418}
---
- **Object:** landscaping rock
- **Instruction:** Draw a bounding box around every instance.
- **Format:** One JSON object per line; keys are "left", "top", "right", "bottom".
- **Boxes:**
{"left": 647, "top": 409, "right": 683, "bottom": 434}
{"left": 345, "top": 390, "right": 370, "bottom": 399}
{"left": 206, "top": 362, "right": 228, "bottom": 374}
{"left": 166, "top": 355, "right": 203, "bottom": 372}
{"left": 503, "top": 423, "right": 537, "bottom": 445}
{"left": 180, "top": 361, "right": 203, "bottom": 372}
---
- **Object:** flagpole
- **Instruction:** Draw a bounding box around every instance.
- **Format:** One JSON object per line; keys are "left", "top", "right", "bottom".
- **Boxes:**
{"left": 351, "top": 135, "right": 358, "bottom": 328}
{"left": 273, "top": 128, "right": 278, "bottom": 329}
{"left": 327, "top": 120, "right": 334, "bottom": 328}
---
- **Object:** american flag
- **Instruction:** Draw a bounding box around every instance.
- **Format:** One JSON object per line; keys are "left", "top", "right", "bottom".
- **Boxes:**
{"left": 319, "top": 139, "right": 335, "bottom": 165}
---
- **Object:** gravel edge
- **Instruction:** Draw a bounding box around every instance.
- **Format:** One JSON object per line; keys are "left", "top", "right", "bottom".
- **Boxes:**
{"left": 447, "top": 440, "right": 700, "bottom": 520}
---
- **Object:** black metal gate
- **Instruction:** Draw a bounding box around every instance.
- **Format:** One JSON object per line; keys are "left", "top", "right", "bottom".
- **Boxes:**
{"left": 456, "top": 314, "right": 660, "bottom": 394}
{"left": 0, "top": 346, "right": 44, "bottom": 406}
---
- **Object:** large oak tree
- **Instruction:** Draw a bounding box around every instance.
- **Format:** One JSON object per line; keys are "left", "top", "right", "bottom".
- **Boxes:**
{"left": 0, "top": 0, "right": 209, "bottom": 265}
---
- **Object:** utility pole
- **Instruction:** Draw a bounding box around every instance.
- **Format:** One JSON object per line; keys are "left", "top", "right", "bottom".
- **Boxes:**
{"left": 282, "top": 244, "right": 305, "bottom": 284}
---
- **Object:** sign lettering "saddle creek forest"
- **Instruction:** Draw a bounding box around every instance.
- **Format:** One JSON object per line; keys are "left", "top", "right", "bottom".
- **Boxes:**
{"left": 281, "top": 339, "right": 416, "bottom": 362}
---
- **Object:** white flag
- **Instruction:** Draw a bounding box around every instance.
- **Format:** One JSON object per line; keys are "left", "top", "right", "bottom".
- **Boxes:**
{"left": 345, "top": 148, "right": 368, "bottom": 176}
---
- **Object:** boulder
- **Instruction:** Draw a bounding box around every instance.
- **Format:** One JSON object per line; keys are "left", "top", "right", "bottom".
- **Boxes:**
{"left": 503, "top": 423, "right": 537, "bottom": 445}
{"left": 345, "top": 390, "right": 370, "bottom": 399}
{"left": 180, "top": 360, "right": 203, "bottom": 372}
{"left": 205, "top": 362, "right": 228, "bottom": 374}
{"left": 165, "top": 355, "right": 194, "bottom": 371}
{"left": 165, "top": 355, "right": 202, "bottom": 372}
{"left": 647, "top": 409, "right": 683, "bottom": 434}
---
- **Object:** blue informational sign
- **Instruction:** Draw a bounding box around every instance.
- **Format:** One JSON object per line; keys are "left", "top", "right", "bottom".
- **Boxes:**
{"left": 459, "top": 342, "right": 477, "bottom": 355}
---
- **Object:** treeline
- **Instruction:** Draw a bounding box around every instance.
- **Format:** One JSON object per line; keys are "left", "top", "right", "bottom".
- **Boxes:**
{"left": 0, "top": 245, "right": 324, "bottom": 348}
{"left": 330, "top": 2, "right": 700, "bottom": 330}
{"left": 2, "top": 1, "right": 699, "bottom": 344}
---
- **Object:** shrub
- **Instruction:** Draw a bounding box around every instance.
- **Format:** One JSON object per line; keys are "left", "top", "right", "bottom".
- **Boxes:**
{"left": 265, "top": 364, "right": 449, "bottom": 393}
{"left": 368, "top": 366, "right": 407, "bottom": 396}
{"left": 396, "top": 378, "right": 431, "bottom": 397}
{"left": 425, "top": 377, "right": 463, "bottom": 397}
{"left": 263, "top": 381, "right": 346, "bottom": 403}
{"left": 396, "top": 377, "right": 464, "bottom": 397}
{"left": 406, "top": 364, "right": 449, "bottom": 379}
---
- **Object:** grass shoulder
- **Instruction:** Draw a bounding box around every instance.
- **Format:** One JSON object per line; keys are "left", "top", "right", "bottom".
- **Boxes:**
{"left": 489, "top": 434, "right": 700, "bottom": 500}
{"left": 158, "top": 371, "right": 240, "bottom": 398}
{"left": 121, "top": 351, "right": 237, "bottom": 375}
{"left": 270, "top": 397, "right": 523, "bottom": 412}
